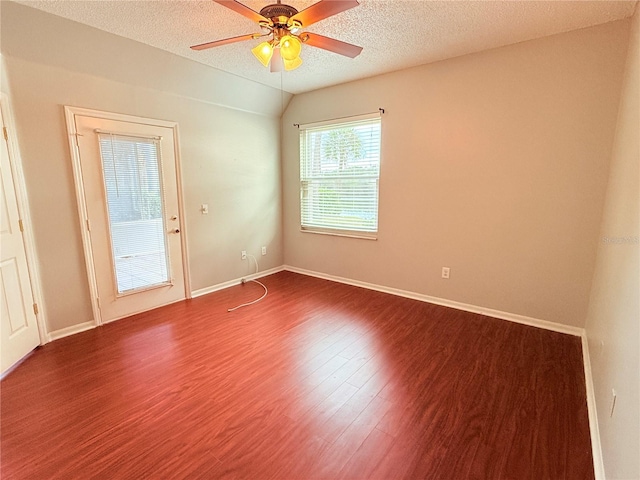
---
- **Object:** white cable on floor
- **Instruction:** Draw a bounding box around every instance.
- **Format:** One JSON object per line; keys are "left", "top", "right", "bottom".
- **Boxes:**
{"left": 227, "top": 254, "right": 268, "bottom": 312}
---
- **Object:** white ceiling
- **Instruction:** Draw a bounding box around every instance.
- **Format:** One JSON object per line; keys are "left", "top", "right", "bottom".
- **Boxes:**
{"left": 16, "top": 0, "right": 638, "bottom": 94}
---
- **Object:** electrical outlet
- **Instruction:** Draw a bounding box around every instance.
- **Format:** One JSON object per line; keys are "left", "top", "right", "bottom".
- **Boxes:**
{"left": 241, "top": 250, "right": 247, "bottom": 260}
{"left": 442, "top": 267, "right": 450, "bottom": 279}
{"left": 261, "top": 246, "right": 267, "bottom": 256}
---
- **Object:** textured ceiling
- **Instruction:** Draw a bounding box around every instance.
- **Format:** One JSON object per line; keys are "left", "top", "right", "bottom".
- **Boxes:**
{"left": 15, "top": 0, "right": 638, "bottom": 94}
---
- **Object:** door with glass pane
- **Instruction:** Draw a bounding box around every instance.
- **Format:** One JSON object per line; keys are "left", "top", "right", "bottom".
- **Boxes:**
{"left": 72, "top": 114, "right": 186, "bottom": 324}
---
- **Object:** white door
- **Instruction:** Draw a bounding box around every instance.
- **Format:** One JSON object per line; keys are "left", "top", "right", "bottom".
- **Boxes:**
{"left": 0, "top": 105, "right": 40, "bottom": 374}
{"left": 72, "top": 114, "right": 186, "bottom": 324}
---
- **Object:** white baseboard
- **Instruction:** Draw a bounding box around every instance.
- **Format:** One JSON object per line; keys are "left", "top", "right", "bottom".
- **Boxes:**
{"left": 46, "top": 265, "right": 585, "bottom": 339}
{"left": 283, "top": 265, "right": 584, "bottom": 337}
{"left": 191, "top": 266, "right": 285, "bottom": 298}
{"left": 47, "top": 321, "right": 96, "bottom": 342}
{"left": 45, "top": 268, "right": 286, "bottom": 340}
{"left": 582, "top": 333, "right": 605, "bottom": 479}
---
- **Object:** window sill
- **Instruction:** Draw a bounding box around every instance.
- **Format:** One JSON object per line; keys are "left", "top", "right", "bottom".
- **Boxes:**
{"left": 300, "top": 228, "right": 377, "bottom": 240}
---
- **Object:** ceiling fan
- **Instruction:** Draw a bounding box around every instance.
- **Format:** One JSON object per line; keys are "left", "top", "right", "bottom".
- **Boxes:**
{"left": 191, "top": 0, "right": 363, "bottom": 72}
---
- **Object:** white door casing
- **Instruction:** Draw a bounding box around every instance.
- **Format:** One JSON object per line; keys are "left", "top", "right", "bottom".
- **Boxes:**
{"left": 0, "top": 99, "right": 42, "bottom": 374}
{"left": 65, "top": 108, "right": 190, "bottom": 325}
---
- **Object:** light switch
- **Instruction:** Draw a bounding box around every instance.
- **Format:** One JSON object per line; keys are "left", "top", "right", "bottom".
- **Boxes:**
{"left": 201, "top": 204, "right": 209, "bottom": 215}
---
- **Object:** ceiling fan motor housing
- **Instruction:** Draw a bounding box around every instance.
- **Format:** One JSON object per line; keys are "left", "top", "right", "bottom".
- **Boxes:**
{"left": 260, "top": 3, "right": 299, "bottom": 25}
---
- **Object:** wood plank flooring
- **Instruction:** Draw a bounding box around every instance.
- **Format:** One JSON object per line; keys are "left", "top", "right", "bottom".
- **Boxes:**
{"left": 0, "top": 271, "right": 594, "bottom": 479}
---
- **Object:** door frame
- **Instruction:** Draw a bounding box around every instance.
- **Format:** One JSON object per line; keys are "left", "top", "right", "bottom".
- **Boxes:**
{"left": 0, "top": 93, "right": 48, "bottom": 345}
{"left": 64, "top": 106, "right": 191, "bottom": 326}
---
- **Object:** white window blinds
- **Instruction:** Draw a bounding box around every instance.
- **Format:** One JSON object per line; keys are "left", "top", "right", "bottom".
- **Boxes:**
{"left": 299, "top": 113, "right": 381, "bottom": 238}
{"left": 98, "top": 134, "right": 170, "bottom": 294}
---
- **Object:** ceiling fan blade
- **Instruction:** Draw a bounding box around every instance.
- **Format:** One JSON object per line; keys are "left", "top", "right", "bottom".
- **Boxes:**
{"left": 290, "top": 0, "right": 359, "bottom": 27}
{"left": 303, "top": 33, "right": 363, "bottom": 58}
{"left": 213, "top": 0, "right": 269, "bottom": 24}
{"left": 191, "top": 33, "right": 257, "bottom": 50}
{"left": 271, "top": 48, "right": 283, "bottom": 73}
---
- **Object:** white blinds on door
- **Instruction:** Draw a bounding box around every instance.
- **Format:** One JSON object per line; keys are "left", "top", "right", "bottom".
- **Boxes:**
{"left": 98, "top": 133, "right": 170, "bottom": 294}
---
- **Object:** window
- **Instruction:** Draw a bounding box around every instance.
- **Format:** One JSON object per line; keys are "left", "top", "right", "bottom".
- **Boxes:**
{"left": 299, "top": 113, "right": 382, "bottom": 239}
{"left": 98, "top": 134, "right": 170, "bottom": 294}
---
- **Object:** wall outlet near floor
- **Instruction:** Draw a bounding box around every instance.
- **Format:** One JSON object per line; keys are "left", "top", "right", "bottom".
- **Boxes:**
{"left": 241, "top": 250, "right": 247, "bottom": 260}
{"left": 442, "top": 267, "right": 450, "bottom": 279}
{"left": 261, "top": 246, "right": 267, "bottom": 256}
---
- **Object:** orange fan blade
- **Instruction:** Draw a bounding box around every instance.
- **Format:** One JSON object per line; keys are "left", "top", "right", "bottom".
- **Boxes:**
{"left": 271, "top": 48, "right": 283, "bottom": 72}
{"left": 213, "top": 0, "right": 269, "bottom": 24}
{"left": 303, "top": 33, "right": 362, "bottom": 58}
{"left": 290, "top": 0, "right": 359, "bottom": 27}
{"left": 191, "top": 33, "right": 257, "bottom": 50}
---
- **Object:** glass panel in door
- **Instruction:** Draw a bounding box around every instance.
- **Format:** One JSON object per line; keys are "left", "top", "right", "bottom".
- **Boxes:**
{"left": 98, "top": 134, "right": 170, "bottom": 294}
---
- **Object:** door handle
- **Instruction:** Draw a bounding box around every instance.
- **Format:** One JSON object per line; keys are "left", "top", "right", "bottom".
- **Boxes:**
{"left": 170, "top": 228, "right": 180, "bottom": 234}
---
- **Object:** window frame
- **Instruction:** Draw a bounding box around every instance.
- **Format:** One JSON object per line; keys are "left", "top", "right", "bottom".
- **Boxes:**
{"left": 298, "top": 112, "right": 382, "bottom": 240}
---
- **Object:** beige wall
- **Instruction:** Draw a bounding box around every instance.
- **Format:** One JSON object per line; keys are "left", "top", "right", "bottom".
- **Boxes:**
{"left": 0, "top": 55, "right": 10, "bottom": 96}
{"left": 585, "top": 7, "right": 640, "bottom": 480}
{"left": 1, "top": 1, "right": 638, "bottom": 475}
{"left": 282, "top": 20, "right": 630, "bottom": 328}
{"left": 1, "top": 2, "right": 286, "bottom": 333}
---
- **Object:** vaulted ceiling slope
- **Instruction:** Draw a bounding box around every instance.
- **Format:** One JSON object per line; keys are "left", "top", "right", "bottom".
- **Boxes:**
{"left": 15, "top": 0, "right": 638, "bottom": 94}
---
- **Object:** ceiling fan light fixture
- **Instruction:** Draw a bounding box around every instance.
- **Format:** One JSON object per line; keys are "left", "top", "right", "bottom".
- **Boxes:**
{"left": 194, "top": 0, "right": 363, "bottom": 72}
{"left": 251, "top": 41, "right": 274, "bottom": 67}
{"left": 283, "top": 56, "right": 303, "bottom": 71}
{"left": 279, "top": 35, "right": 302, "bottom": 61}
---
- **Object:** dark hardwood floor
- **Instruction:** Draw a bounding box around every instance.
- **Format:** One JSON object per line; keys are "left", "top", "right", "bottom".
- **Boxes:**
{"left": 1, "top": 271, "right": 594, "bottom": 479}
